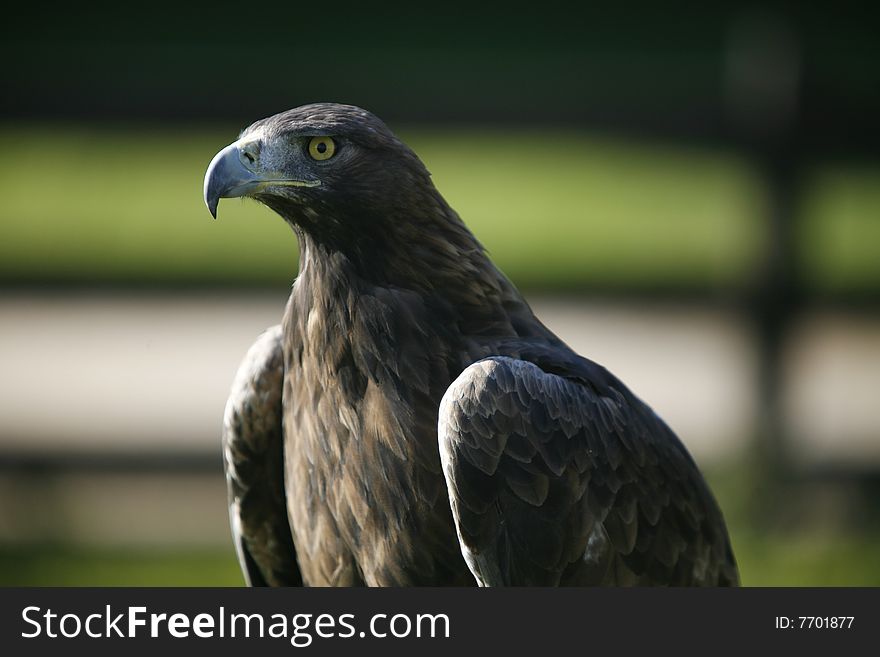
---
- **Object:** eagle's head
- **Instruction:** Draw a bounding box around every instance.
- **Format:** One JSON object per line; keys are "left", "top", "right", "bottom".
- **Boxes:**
{"left": 203, "top": 103, "right": 445, "bottom": 254}
{"left": 204, "top": 102, "right": 499, "bottom": 294}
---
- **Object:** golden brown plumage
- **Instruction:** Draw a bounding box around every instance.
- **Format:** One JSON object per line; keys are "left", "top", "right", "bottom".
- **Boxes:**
{"left": 207, "top": 103, "right": 738, "bottom": 586}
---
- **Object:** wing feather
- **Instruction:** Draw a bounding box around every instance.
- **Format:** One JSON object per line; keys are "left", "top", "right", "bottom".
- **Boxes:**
{"left": 439, "top": 356, "right": 739, "bottom": 587}
{"left": 223, "top": 325, "right": 302, "bottom": 586}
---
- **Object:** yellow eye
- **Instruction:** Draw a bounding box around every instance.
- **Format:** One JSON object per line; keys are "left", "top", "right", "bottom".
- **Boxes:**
{"left": 308, "top": 136, "right": 336, "bottom": 161}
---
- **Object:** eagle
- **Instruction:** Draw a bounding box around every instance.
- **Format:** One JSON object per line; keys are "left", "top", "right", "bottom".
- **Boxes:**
{"left": 203, "top": 103, "right": 739, "bottom": 586}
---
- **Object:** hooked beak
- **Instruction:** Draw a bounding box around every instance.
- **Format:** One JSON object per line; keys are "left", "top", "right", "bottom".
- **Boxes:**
{"left": 203, "top": 139, "right": 320, "bottom": 218}
{"left": 203, "top": 141, "right": 260, "bottom": 219}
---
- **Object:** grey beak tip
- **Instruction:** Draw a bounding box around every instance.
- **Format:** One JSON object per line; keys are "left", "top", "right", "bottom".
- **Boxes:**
{"left": 204, "top": 158, "right": 221, "bottom": 219}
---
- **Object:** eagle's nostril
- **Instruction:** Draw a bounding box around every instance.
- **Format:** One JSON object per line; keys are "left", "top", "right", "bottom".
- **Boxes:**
{"left": 240, "top": 142, "right": 260, "bottom": 167}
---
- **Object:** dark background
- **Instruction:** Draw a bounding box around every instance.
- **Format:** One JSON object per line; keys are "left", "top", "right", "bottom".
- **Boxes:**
{"left": 3, "top": 3, "right": 877, "bottom": 154}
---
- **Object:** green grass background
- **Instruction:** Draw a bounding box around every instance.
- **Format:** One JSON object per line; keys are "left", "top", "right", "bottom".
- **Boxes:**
{"left": 1, "top": 465, "right": 877, "bottom": 587}
{"left": 1, "top": 124, "right": 877, "bottom": 291}
{"left": 2, "top": 530, "right": 877, "bottom": 586}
